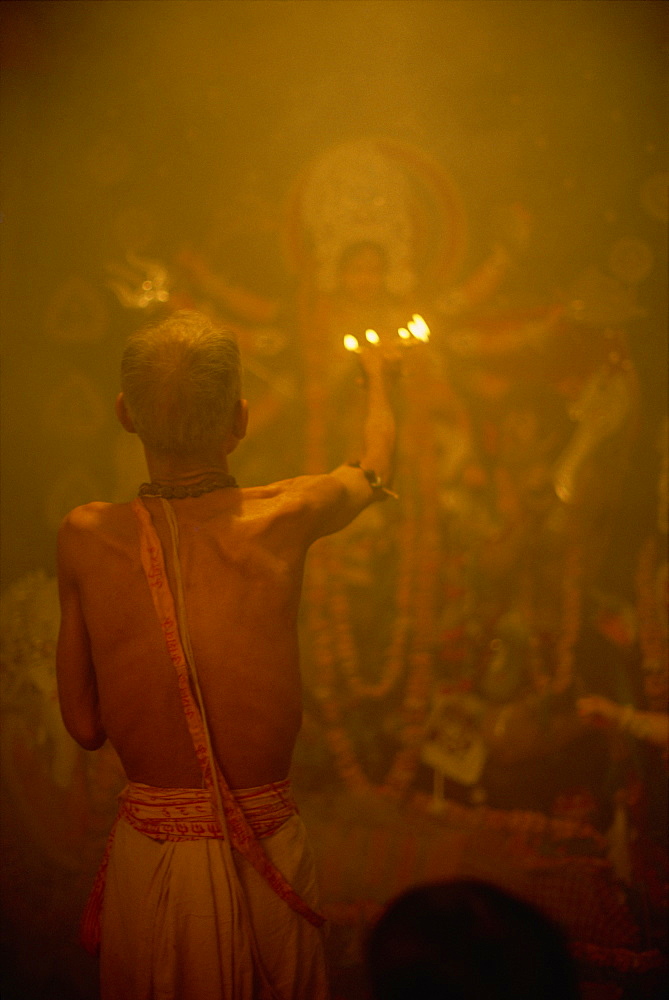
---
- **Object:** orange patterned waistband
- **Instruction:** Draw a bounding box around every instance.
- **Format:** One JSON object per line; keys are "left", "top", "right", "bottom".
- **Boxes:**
{"left": 119, "top": 779, "right": 298, "bottom": 843}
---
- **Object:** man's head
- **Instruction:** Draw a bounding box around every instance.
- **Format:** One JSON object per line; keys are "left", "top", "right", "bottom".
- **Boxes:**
{"left": 366, "top": 879, "right": 579, "bottom": 1000}
{"left": 117, "top": 310, "right": 246, "bottom": 460}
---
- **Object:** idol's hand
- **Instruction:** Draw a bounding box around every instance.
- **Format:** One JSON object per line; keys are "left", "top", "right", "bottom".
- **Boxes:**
{"left": 577, "top": 695, "right": 622, "bottom": 725}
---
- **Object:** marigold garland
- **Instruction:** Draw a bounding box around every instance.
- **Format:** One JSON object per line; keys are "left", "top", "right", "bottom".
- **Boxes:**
{"left": 553, "top": 543, "right": 582, "bottom": 694}
{"left": 302, "top": 318, "right": 442, "bottom": 798}
{"left": 636, "top": 536, "right": 668, "bottom": 677}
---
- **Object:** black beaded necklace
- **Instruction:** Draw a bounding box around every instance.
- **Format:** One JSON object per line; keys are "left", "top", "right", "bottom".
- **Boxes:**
{"left": 137, "top": 474, "right": 238, "bottom": 499}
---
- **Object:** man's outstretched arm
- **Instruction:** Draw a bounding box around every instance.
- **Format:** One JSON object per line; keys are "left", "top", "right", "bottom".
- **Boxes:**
{"left": 56, "top": 515, "right": 107, "bottom": 751}
{"left": 304, "top": 345, "right": 399, "bottom": 539}
{"left": 350, "top": 343, "right": 397, "bottom": 492}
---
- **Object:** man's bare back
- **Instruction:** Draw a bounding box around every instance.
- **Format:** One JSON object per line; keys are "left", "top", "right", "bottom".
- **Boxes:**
{"left": 57, "top": 472, "right": 362, "bottom": 790}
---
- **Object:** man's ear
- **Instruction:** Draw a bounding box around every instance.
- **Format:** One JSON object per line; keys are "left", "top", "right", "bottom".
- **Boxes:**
{"left": 115, "top": 392, "right": 136, "bottom": 433}
{"left": 226, "top": 399, "right": 248, "bottom": 454}
{"left": 232, "top": 398, "right": 249, "bottom": 441}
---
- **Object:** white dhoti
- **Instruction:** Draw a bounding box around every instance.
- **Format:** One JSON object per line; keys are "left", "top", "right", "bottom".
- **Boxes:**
{"left": 99, "top": 782, "right": 329, "bottom": 1000}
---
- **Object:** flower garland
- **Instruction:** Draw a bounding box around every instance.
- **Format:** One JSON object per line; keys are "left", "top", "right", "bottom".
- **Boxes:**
{"left": 553, "top": 543, "right": 582, "bottom": 694}
{"left": 383, "top": 358, "right": 441, "bottom": 796}
{"left": 636, "top": 536, "right": 667, "bottom": 677}
{"left": 329, "top": 497, "right": 417, "bottom": 701}
{"left": 301, "top": 302, "right": 442, "bottom": 798}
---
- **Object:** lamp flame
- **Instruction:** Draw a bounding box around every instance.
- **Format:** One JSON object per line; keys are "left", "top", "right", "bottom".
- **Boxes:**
{"left": 365, "top": 329, "right": 380, "bottom": 344}
{"left": 343, "top": 334, "right": 361, "bottom": 352}
{"left": 407, "top": 314, "right": 430, "bottom": 342}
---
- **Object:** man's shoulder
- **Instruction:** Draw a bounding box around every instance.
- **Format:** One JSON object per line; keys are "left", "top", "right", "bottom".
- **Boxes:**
{"left": 58, "top": 500, "right": 134, "bottom": 541}
{"left": 237, "top": 474, "right": 353, "bottom": 549}
{"left": 241, "top": 474, "right": 346, "bottom": 511}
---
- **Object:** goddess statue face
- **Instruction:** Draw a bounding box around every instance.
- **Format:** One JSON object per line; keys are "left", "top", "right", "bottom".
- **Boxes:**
{"left": 337, "top": 243, "right": 387, "bottom": 305}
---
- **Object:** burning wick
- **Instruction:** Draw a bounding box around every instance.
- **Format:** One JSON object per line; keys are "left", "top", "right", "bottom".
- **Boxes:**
{"left": 343, "top": 330, "right": 380, "bottom": 352}
{"left": 407, "top": 314, "right": 430, "bottom": 342}
{"left": 397, "top": 314, "right": 430, "bottom": 343}
{"left": 343, "top": 316, "right": 430, "bottom": 353}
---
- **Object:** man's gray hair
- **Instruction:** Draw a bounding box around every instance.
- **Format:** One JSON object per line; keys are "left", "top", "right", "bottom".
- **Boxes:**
{"left": 121, "top": 310, "right": 242, "bottom": 458}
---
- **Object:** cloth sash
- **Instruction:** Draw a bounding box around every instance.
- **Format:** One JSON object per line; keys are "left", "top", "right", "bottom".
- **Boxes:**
{"left": 131, "top": 497, "right": 324, "bottom": 927}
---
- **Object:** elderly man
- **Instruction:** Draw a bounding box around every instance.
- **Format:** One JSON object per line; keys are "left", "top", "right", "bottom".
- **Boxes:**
{"left": 56, "top": 310, "right": 397, "bottom": 1000}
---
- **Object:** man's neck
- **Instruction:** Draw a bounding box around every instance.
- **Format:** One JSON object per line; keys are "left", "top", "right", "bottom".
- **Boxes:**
{"left": 139, "top": 459, "right": 237, "bottom": 500}
{"left": 145, "top": 453, "right": 230, "bottom": 485}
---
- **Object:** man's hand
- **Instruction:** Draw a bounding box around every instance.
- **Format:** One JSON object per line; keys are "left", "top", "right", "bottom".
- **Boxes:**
{"left": 356, "top": 341, "right": 403, "bottom": 388}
